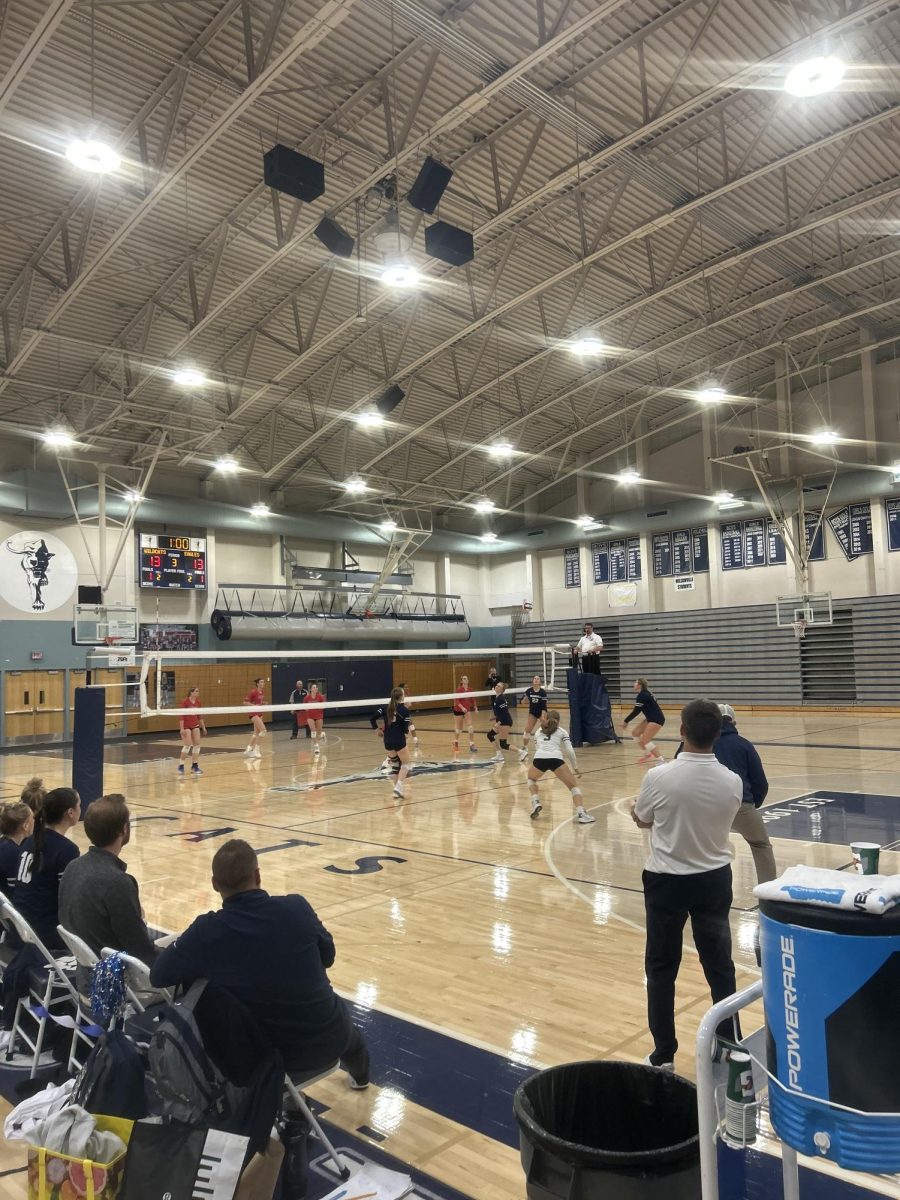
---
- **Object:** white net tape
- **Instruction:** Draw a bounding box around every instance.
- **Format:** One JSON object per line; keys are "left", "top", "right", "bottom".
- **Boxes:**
{"left": 138, "top": 645, "right": 560, "bottom": 718}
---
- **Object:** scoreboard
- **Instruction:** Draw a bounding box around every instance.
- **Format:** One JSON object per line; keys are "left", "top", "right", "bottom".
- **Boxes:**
{"left": 139, "top": 533, "right": 207, "bottom": 590}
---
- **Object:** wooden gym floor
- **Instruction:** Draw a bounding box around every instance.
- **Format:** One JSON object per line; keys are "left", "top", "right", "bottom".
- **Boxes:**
{"left": 1, "top": 708, "right": 898, "bottom": 1199}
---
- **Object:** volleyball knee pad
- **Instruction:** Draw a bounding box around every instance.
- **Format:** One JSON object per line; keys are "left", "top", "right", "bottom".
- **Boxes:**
{"left": 500, "top": 739, "right": 510, "bottom": 750}
{"left": 487, "top": 729, "right": 496, "bottom": 743}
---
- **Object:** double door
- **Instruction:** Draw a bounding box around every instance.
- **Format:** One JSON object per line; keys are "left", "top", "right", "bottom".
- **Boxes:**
{"left": 3, "top": 670, "right": 66, "bottom": 744}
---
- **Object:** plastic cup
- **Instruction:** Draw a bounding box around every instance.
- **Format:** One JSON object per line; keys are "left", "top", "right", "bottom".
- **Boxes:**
{"left": 851, "top": 842, "right": 881, "bottom": 875}
{"left": 724, "top": 1051, "right": 757, "bottom": 1146}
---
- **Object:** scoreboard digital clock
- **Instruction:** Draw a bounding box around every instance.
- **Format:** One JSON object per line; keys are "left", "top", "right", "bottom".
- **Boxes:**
{"left": 139, "top": 533, "right": 207, "bottom": 590}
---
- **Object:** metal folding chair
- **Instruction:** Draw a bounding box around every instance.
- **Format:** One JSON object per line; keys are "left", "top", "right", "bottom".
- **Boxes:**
{"left": 100, "top": 947, "right": 171, "bottom": 1007}
{"left": 0, "top": 896, "right": 98, "bottom": 1076}
{"left": 58, "top": 925, "right": 153, "bottom": 1021}
{"left": 284, "top": 1064, "right": 351, "bottom": 1181}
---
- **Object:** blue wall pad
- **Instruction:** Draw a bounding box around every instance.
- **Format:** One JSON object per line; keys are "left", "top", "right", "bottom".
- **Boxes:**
{"left": 72, "top": 686, "right": 105, "bottom": 814}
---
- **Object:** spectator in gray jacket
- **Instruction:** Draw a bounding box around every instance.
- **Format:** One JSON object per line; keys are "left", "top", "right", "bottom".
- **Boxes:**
{"left": 59, "top": 794, "right": 159, "bottom": 992}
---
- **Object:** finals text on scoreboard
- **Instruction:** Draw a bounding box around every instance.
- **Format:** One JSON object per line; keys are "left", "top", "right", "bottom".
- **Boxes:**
{"left": 139, "top": 533, "right": 207, "bottom": 590}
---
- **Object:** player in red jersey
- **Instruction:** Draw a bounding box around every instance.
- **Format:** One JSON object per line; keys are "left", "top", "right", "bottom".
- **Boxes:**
{"left": 178, "top": 687, "right": 207, "bottom": 775}
{"left": 452, "top": 675, "right": 478, "bottom": 753}
{"left": 305, "top": 681, "right": 326, "bottom": 755}
{"left": 243, "top": 677, "right": 266, "bottom": 758}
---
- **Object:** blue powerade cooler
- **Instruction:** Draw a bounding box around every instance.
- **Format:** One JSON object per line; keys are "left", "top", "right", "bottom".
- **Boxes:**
{"left": 759, "top": 898, "right": 900, "bottom": 1173}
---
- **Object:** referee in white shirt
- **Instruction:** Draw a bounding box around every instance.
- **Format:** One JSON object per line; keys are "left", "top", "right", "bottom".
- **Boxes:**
{"left": 632, "top": 698, "right": 742, "bottom": 1069}
{"left": 574, "top": 622, "right": 604, "bottom": 674}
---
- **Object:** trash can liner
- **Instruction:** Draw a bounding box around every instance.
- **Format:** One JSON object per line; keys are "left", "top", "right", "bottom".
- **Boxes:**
{"left": 514, "top": 1061, "right": 699, "bottom": 1169}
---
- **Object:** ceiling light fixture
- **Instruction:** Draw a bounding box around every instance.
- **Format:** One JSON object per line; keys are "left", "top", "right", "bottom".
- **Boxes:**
{"left": 250, "top": 502, "right": 271, "bottom": 517}
{"left": 784, "top": 56, "right": 845, "bottom": 98}
{"left": 354, "top": 408, "right": 384, "bottom": 428}
{"left": 65, "top": 138, "right": 121, "bottom": 174}
{"left": 696, "top": 385, "right": 727, "bottom": 404}
{"left": 713, "top": 491, "right": 734, "bottom": 503}
{"left": 123, "top": 490, "right": 141, "bottom": 504}
{"left": 617, "top": 468, "right": 641, "bottom": 482}
{"left": 473, "top": 498, "right": 496, "bottom": 513}
{"left": 576, "top": 515, "right": 599, "bottom": 528}
{"left": 41, "top": 427, "right": 75, "bottom": 448}
{"left": 214, "top": 455, "right": 239, "bottom": 473}
{"left": 569, "top": 336, "right": 604, "bottom": 358}
{"left": 173, "top": 367, "right": 207, "bottom": 387}
{"left": 379, "top": 519, "right": 398, "bottom": 533}
{"left": 811, "top": 430, "right": 838, "bottom": 445}
{"left": 343, "top": 477, "right": 369, "bottom": 494}
{"left": 488, "top": 441, "right": 514, "bottom": 458}
{"left": 480, "top": 532, "right": 498, "bottom": 543}
{"left": 380, "top": 262, "right": 421, "bottom": 288}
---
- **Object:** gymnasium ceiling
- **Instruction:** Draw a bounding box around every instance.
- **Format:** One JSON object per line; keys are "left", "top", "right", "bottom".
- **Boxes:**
{"left": 2, "top": 0, "right": 900, "bottom": 537}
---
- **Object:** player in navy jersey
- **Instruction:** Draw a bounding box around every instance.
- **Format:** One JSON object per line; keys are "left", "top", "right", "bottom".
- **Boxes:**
{"left": 0, "top": 802, "right": 34, "bottom": 899}
{"left": 518, "top": 675, "right": 548, "bottom": 762}
{"left": 622, "top": 676, "right": 666, "bottom": 764}
{"left": 13, "top": 787, "right": 81, "bottom": 951}
{"left": 487, "top": 682, "right": 517, "bottom": 763}
{"left": 374, "top": 687, "right": 415, "bottom": 798}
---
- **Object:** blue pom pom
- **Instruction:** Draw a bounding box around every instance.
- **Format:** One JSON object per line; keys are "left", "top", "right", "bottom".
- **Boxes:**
{"left": 90, "top": 954, "right": 126, "bottom": 1025}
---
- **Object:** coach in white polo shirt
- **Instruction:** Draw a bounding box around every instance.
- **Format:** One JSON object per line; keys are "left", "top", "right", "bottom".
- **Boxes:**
{"left": 574, "top": 623, "right": 603, "bottom": 674}
{"left": 632, "top": 698, "right": 742, "bottom": 1069}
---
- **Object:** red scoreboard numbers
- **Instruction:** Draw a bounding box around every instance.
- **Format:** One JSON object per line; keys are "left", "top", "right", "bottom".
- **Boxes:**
{"left": 139, "top": 533, "right": 207, "bottom": 590}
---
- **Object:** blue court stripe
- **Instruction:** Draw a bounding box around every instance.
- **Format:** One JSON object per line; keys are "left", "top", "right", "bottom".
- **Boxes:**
{"left": 348, "top": 1001, "right": 530, "bottom": 1149}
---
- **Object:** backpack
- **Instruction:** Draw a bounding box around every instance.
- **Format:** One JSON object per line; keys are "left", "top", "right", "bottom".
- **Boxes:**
{"left": 148, "top": 980, "right": 284, "bottom": 1156}
{"left": 72, "top": 1029, "right": 148, "bottom": 1120}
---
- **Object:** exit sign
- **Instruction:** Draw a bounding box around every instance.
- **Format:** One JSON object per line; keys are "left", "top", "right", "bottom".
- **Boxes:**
{"left": 30, "top": 651, "right": 43, "bottom": 662}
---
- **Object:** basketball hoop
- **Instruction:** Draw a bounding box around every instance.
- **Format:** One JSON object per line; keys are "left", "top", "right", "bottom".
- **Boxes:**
{"left": 103, "top": 636, "right": 122, "bottom": 647}
{"left": 791, "top": 619, "right": 807, "bottom": 641}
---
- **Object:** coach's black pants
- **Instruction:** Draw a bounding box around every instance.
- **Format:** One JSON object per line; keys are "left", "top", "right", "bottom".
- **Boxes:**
{"left": 642, "top": 864, "right": 738, "bottom": 1065}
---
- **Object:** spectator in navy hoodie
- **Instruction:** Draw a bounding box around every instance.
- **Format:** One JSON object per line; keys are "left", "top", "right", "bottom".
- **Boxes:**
{"left": 675, "top": 704, "right": 775, "bottom": 883}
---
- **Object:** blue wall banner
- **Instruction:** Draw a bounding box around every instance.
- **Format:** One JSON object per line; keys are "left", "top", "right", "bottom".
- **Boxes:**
{"left": 591, "top": 540, "right": 609, "bottom": 583}
{"left": 767, "top": 519, "right": 787, "bottom": 565}
{"left": 692, "top": 526, "right": 709, "bottom": 573}
{"left": 652, "top": 532, "right": 673, "bottom": 577}
{"left": 609, "top": 539, "right": 627, "bottom": 583}
{"left": 744, "top": 518, "right": 766, "bottom": 568}
{"left": 827, "top": 506, "right": 857, "bottom": 562}
{"left": 886, "top": 498, "right": 900, "bottom": 552}
{"left": 720, "top": 522, "right": 744, "bottom": 570}
{"left": 849, "top": 501, "right": 873, "bottom": 556}
{"left": 564, "top": 546, "right": 581, "bottom": 588}
{"left": 803, "top": 511, "right": 826, "bottom": 562}
{"left": 626, "top": 536, "right": 641, "bottom": 581}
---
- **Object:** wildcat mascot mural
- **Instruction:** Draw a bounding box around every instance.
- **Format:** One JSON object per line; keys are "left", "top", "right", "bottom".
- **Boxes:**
{"left": 2, "top": 532, "right": 78, "bottom": 613}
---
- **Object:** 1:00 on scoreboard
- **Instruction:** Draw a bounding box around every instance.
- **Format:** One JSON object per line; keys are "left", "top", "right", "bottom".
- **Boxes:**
{"left": 139, "top": 533, "right": 207, "bottom": 590}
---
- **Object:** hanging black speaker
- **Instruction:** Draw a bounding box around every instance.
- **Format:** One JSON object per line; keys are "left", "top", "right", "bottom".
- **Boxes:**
{"left": 263, "top": 144, "right": 325, "bottom": 203}
{"left": 376, "top": 385, "right": 405, "bottom": 415}
{"left": 425, "top": 221, "right": 474, "bottom": 267}
{"left": 407, "top": 156, "right": 453, "bottom": 214}
{"left": 314, "top": 216, "right": 354, "bottom": 258}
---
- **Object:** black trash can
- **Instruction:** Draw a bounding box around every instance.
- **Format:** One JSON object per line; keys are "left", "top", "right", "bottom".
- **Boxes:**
{"left": 514, "top": 1061, "right": 700, "bottom": 1200}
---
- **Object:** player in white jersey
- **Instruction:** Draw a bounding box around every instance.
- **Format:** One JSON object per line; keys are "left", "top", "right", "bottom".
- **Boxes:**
{"left": 527, "top": 710, "right": 595, "bottom": 824}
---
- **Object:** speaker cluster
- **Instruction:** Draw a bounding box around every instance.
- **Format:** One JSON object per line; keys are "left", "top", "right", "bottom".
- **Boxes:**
{"left": 262, "top": 144, "right": 473, "bottom": 268}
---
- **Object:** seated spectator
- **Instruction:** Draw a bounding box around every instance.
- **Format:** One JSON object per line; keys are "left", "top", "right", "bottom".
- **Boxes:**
{"left": 59, "top": 795, "right": 161, "bottom": 993}
{"left": 20, "top": 777, "right": 46, "bottom": 814}
{"left": 13, "top": 788, "right": 81, "bottom": 951}
{"left": 0, "top": 804, "right": 35, "bottom": 899}
{"left": 151, "top": 839, "right": 369, "bottom": 1086}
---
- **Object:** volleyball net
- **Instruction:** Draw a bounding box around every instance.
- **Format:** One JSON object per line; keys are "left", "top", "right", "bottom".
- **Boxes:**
{"left": 136, "top": 645, "right": 564, "bottom": 720}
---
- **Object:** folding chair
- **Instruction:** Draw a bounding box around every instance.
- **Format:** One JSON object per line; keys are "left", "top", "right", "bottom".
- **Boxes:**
{"left": 100, "top": 947, "right": 172, "bottom": 1007}
{"left": 57, "top": 925, "right": 151, "bottom": 1020}
{"left": 0, "top": 896, "right": 99, "bottom": 1077}
{"left": 284, "top": 1064, "right": 350, "bottom": 1181}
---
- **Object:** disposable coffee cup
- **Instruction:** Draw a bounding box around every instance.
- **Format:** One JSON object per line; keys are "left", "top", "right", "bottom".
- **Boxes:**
{"left": 851, "top": 842, "right": 881, "bottom": 875}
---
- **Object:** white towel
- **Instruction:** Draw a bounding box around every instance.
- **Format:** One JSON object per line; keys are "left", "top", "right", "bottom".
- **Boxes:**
{"left": 754, "top": 865, "right": 900, "bottom": 915}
